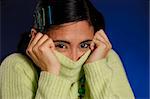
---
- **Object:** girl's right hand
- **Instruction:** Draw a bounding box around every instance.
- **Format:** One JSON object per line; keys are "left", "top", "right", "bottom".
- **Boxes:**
{"left": 26, "top": 29, "right": 61, "bottom": 75}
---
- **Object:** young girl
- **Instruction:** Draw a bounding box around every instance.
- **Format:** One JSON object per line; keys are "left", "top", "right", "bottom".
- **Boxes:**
{"left": 0, "top": 0, "right": 135, "bottom": 99}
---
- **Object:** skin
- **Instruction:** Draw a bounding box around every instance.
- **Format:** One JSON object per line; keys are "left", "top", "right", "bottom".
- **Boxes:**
{"left": 26, "top": 20, "right": 112, "bottom": 75}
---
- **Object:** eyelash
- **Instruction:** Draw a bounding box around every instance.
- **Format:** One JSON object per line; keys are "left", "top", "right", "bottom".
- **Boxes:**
{"left": 80, "top": 43, "right": 90, "bottom": 49}
{"left": 55, "top": 43, "right": 90, "bottom": 49}
{"left": 55, "top": 43, "right": 67, "bottom": 49}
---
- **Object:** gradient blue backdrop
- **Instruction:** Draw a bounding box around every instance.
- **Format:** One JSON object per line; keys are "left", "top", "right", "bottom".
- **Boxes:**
{"left": 1, "top": 0, "right": 149, "bottom": 98}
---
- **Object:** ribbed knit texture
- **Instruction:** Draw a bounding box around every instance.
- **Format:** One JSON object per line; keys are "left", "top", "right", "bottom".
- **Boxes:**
{"left": 0, "top": 49, "right": 135, "bottom": 99}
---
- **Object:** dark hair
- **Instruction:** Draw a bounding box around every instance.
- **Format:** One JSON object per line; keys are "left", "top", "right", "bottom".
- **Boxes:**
{"left": 33, "top": 0, "right": 105, "bottom": 32}
{"left": 17, "top": 0, "right": 105, "bottom": 54}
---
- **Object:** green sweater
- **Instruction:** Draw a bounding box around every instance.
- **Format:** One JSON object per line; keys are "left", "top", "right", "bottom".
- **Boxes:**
{"left": 0, "top": 49, "right": 134, "bottom": 99}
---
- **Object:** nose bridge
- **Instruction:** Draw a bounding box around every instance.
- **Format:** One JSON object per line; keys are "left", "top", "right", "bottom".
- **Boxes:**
{"left": 71, "top": 48, "right": 81, "bottom": 61}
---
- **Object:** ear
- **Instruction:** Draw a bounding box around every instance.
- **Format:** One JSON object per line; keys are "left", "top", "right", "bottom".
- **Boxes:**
{"left": 30, "top": 28, "right": 37, "bottom": 37}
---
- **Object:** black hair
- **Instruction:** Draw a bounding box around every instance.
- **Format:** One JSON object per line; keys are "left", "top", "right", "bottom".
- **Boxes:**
{"left": 33, "top": 0, "right": 105, "bottom": 32}
{"left": 17, "top": 0, "right": 105, "bottom": 54}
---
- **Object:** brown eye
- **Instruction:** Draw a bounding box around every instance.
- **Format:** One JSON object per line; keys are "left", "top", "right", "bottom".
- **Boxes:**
{"left": 55, "top": 44, "right": 67, "bottom": 49}
{"left": 80, "top": 43, "right": 90, "bottom": 49}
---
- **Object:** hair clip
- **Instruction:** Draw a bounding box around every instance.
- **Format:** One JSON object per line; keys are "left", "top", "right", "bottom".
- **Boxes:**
{"left": 42, "top": 8, "right": 45, "bottom": 26}
{"left": 33, "top": 4, "right": 53, "bottom": 32}
{"left": 48, "top": 5, "right": 52, "bottom": 25}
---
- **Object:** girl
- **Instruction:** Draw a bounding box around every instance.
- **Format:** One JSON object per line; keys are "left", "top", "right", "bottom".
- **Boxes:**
{"left": 0, "top": 0, "right": 135, "bottom": 99}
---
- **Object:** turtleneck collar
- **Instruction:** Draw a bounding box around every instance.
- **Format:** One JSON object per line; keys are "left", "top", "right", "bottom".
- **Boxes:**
{"left": 54, "top": 50, "right": 91, "bottom": 83}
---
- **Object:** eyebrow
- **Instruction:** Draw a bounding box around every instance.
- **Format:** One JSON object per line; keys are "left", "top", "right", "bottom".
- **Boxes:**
{"left": 53, "top": 40, "right": 70, "bottom": 44}
{"left": 80, "top": 40, "right": 92, "bottom": 44}
{"left": 53, "top": 39, "right": 92, "bottom": 44}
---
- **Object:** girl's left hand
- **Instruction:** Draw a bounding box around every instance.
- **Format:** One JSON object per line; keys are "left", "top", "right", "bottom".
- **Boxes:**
{"left": 85, "top": 29, "right": 112, "bottom": 63}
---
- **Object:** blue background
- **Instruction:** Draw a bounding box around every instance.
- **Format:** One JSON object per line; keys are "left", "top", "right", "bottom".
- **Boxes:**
{"left": 1, "top": 0, "right": 149, "bottom": 98}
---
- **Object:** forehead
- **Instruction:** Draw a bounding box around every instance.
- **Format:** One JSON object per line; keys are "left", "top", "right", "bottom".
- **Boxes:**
{"left": 47, "top": 20, "right": 94, "bottom": 41}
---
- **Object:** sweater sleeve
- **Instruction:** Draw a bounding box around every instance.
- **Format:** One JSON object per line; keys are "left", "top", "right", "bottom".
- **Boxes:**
{"left": 83, "top": 50, "right": 135, "bottom": 99}
{"left": 0, "top": 54, "right": 71, "bottom": 99}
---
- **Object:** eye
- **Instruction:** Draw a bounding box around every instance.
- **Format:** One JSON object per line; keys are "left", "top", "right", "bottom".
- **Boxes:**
{"left": 55, "top": 43, "right": 68, "bottom": 49}
{"left": 80, "top": 43, "right": 90, "bottom": 49}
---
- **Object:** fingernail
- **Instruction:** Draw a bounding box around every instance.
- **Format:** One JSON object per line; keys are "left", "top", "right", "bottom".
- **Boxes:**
{"left": 90, "top": 42, "right": 95, "bottom": 50}
{"left": 92, "top": 46, "right": 94, "bottom": 50}
{"left": 90, "top": 45, "right": 93, "bottom": 50}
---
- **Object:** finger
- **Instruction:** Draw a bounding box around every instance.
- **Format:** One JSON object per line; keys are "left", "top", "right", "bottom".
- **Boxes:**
{"left": 31, "top": 35, "right": 49, "bottom": 59}
{"left": 28, "top": 29, "right": 37, "bottom": 47}
{"left": 93, "top": 33, "right": 110, "bottom": 49}
{"left": 26, "top": 46, "right": 39, "bottom": 64}
{"left": 27, "top": 33, "right": 43, "bottom": 62}
{"left": 98, "top": 29, "right": 109, "bottom": 42}
{"left": 29, "top": 28, "right": 37, "bottom": 38}
{"left": 93, "top": 39, "right": 103, "bottom": 47}
{"left": 97, "top": 30, "right": 112, "bottom": 49}
{"left": 94, "top": 32, "right": 105, "bottom": 44}
{"left": 28, "top": 35, "right": 35, "bottom": 47}
{"left": 41, "top": 38, "right": 55, "bottom": 51}
{"left": 29, "top": 33, "right": 43, "bottom": 48}
{"left": 34, "top": 34, "right": 49, "bottom": 47}
{"left": 90, "top": 41, "right": 95, "bottom": 50}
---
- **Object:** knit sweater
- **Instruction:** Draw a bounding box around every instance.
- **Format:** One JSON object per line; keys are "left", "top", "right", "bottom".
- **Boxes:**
{"left": 0, "top": 49, "right": 135, "bottom": 99}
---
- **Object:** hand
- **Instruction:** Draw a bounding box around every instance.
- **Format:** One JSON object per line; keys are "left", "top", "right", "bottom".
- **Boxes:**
{"left": 26, "top": 29, "right": 61, "bottom": 75}
{"left": 85, "top": 29, "right": 112, "bottom": 63}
